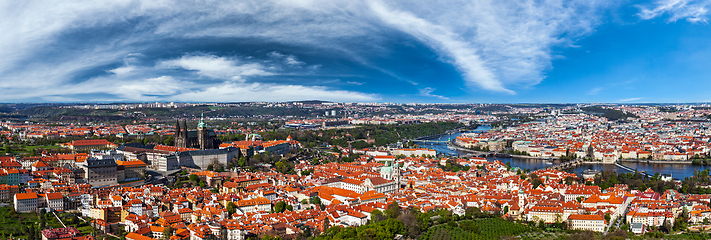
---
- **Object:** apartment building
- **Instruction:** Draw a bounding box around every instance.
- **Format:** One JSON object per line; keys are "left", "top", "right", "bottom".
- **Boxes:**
{"left": 14, "top": 192, "right": 39, "bottom": 213}
{"left": 567, "top": 214, "right": 606, "bottom": 232}
{"left": 46, "top": 192, "right": 64, "bottom": 212}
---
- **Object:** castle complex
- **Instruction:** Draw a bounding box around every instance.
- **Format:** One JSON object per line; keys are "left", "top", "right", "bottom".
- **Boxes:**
{"left": 174, "top": 114, "right": 220, "bottom": 150}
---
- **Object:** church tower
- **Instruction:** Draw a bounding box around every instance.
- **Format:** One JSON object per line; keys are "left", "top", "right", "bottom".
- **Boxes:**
{"left": 175, "top": 119, "right": 184, "bottom": 148}
{"left": 176, "top": 119, "right": 181, "bottom": 135}
{"left": 393, "top": 162, "right": 401, "bottom": 191}
{"left": 174, "top": 115, "right": 218, "bottom": 150}
{"left": 181, "top": 120, "right": 188, "bottom": 140}
{"left": 197, "top": 113, "right": 208, "bottom": 150}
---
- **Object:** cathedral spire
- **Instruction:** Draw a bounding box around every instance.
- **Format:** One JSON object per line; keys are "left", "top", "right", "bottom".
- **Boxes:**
{"left": 198, "top": 113, "right": 207, "bottom": 128}
{"left": 176, "top": 119, "right": 181, "bottom": 135}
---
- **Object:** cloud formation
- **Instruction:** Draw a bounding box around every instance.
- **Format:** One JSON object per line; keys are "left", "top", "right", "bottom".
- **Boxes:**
{"left": 158, "top": 54, "right": 272, "bottom": 81}
{"left": 618, "top": 97, "right": 642, "bottom": 102}
{"left": 368, "top": 0, "right": 606, "bottom": 94}
{"left": 173, "top": 83, "right": 378, "bottom": 102}
{"left": 0, "top": 0, "right": 613, "bottom": 102}
{"left": 587, "top": 87, "right": 603, "bottom": 96}
{"left": 638, "top": 0, "right": 711, "bottom": 23}
{"left": 418, "top": 87, "right": 449, "bottom": 100}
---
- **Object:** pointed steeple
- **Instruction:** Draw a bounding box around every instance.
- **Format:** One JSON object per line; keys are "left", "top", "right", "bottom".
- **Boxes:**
{"left": 176, "top": 119, "right": 181, "bottom": 135}
{"left": 198, "top": 113, "right": 207, "bottom": 128}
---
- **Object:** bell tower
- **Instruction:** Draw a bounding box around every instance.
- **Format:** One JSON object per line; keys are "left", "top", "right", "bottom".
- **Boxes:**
{"left": 197, "top": 113, "right": 207, "bottom": 150}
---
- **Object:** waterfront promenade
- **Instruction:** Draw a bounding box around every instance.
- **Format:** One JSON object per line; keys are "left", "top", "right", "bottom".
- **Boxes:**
{"left": 618, "top": 159, "right": 693, "bottom": 164}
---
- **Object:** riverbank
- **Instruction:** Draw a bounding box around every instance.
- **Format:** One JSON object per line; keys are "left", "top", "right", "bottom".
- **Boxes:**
{"left": 447, "top": 143, "right": 563, "bottom": 161}
{"left": 414, "top": 127, "right": 473, "bottom": 141}
{"left": 511, "top": 155, "right": 559, "bottom": 160}
{"left": 582, "top": 161, "right": 608, "bottom": 165}
{"left": 618, "top": 159, "right": 693, "bottom": 165}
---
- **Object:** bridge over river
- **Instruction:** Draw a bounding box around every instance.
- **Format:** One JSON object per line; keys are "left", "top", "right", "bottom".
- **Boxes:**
{"left": 543, "top": 159, "right": 585, "bottom": 171}
{"left": 541, "top": 159, "right": 654, "bottom": 178}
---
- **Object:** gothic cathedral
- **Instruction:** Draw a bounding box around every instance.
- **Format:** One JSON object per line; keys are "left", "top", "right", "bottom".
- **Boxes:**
{"left": 174, "top": 114, "right": 220, "bottom": 150}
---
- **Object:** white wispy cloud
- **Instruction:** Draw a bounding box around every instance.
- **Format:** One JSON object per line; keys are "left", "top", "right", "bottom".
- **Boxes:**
{"left": 0, "top": 74, "right": 380, "bottom": 102}
{"left": 587, "top": 87, "right": 603, "bottom": 95}
{"left": 108, "top": 66, "right": 137, "bottom": 75}
{"left": 0, "top": 49, "right": 379, "bottom": 102}
{"left": 345, "top": 81, "right": 364, "bottom": 85}
{"left": 638, "top": 0, "right": 711, "bottom": 23}
{"left": 418, "top": 87, "right": 449, "bottom": 100}
{"left": 370, "top": 0, "right": 607, "bottom": 94}
{"left": 368, "top": 1, "right": 505, "bottom": 93}
{"left": 158, "top": 54, "right": 272, "bottom": 81}
{"left": 618, "top": 97, "right": 642, "bottom": 102}
{"left": 268, "top": 52, "right": 306, "bottom": 67}
{"left": 172, "top": 82, "right": 379, "bottom": 102}
{"left": 117, "top": 76, "right": 183, "bottom": 96}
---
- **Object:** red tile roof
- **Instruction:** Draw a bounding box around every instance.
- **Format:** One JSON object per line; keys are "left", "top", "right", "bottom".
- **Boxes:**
{"left": 70, "top": 139, "right": 111, "bottom": 147}
{"left": 15, "top": 192, "right": 39, "bottom": 200}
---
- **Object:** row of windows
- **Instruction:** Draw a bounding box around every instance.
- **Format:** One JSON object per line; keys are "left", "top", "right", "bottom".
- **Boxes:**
{"left": 90, "top": 178, "right": 116, "bottom": 182}
{"left": 573, "top": 224, "right": 603, "bottom": 226}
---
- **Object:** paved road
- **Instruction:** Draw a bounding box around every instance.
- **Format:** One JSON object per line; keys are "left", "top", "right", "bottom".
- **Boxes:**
{"left": 604, "top": 197, "right": 632, "bottom": 235}
{"left": 604, "top": 217, "right": 615, "bottom": 235}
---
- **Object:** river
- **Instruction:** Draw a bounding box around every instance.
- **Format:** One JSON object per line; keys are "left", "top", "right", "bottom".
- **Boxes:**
{"left": 417, "top": 125, "right": 711, "bottom": 180}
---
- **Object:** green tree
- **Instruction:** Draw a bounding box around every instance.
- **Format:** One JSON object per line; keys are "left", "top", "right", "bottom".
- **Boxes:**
{"left": 384, "top": 202, "right": 401, "bottom": 219}
{"left": 227, "top": 202, "right": 236, "bottom": 215}
{"left": 163, "top": 136, "right": 174, "bottom": 146}
{"left": 119, "top": 228, "right": 126, "bottom": 240}
{"left": 162, "top": 226, "right": 173, "bottom": 240}
{"left": 309, "top": 196, "right": 321, "bottom": 205}
{"left": 531, "top": 178, "right": 544, "bottom": 189}
{"left": 275, "top": 160, "right": 292, "bottom": 174}
{"left": 273, "top": 201, "right": 290, "bottom": 213}
{"left": 663, "top": 219, "right": 672, "bottom": 233}
{"left": 28, "top": 226, "right": 35, "bottom": 240}
{"left": 189, "top": 174, "right": 199, "bottom": 182}
{"left": 371, "top": 209, "right": 386, "bottom": 223}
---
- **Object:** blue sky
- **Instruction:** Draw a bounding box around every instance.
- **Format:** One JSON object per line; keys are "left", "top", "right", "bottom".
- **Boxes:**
{"left": 1, "top": 0, "right": 710, "bottom": 103}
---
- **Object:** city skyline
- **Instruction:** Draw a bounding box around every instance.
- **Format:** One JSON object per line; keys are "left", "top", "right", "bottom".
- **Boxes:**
{"left": 1, "top": 0, "right": 710, "bottom": 103}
